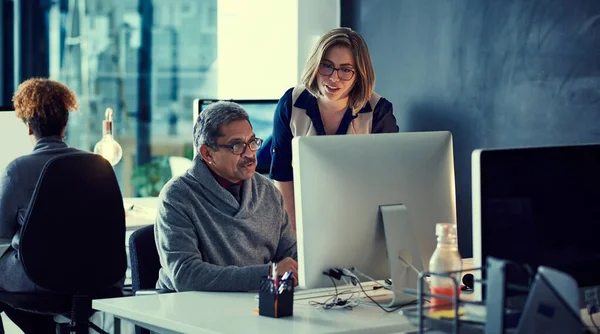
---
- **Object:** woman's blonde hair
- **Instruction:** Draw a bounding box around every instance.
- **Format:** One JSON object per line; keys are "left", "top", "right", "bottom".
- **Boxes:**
{"left": 12, "top": 78, "right": 79, "bottom": 137}
{"left": 301, "top": 27, "right": 375, "bottom": 114}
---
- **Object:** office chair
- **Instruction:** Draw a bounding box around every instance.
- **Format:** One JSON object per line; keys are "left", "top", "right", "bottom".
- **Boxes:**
{"left": 129, "top": 224, "right": 172, "bottom": 334}
{"left": 130, "top": 224, "right": 161, "bottom": 294}
{"left": 129, "top": 224, "right": 173, "bottom": 295}
{"left": 0, "top": 152, "right": 127, "bottom": 334}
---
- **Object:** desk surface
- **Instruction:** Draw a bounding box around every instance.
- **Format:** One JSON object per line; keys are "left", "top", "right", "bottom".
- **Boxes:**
{"left": 93, "top": 291, "right": 417, "bottom": 334}
{"left": 124, "top": 197, "right": 158, "bottom": 231}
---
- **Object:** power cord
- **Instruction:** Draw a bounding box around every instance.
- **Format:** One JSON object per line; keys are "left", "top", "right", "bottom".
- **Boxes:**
{"left": 588, "top": 304, "right": 600, "bottom": 333}
{"left": 309, "top": 273, "right": 359, "bottom": 310}
{"left": 351, "top": 267, "right": 429, "bottom": 294}
{"left": 333, "top": 267, "right": 419, "bottom": 313}
{"left": 396, "top": 254, "right": 424, "bottom": 278}
{"left": 353, "top": 276, "right": 418, "bottom": 313}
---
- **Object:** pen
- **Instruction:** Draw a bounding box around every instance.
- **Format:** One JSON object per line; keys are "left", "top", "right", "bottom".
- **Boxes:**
{"left": 281, "top": 270, "right": 292, "bottom": 282}
{"left": 278, "top": 271, "right": 294, "bottom": 294}
{"left": 272, "top": 263, "right": 278, "bottom": 292}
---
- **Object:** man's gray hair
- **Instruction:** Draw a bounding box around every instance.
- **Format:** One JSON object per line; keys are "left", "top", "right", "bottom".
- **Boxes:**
{"left": 193, "top": 101, "right": 250, "bottom": 152}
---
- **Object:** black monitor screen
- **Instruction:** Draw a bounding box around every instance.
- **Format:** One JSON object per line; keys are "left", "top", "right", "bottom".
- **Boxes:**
{"left": 480, "top": 144, "right": 600, "bottom": 288}
{"left": 196, "top": 99, "right": 278, "bottom": 141}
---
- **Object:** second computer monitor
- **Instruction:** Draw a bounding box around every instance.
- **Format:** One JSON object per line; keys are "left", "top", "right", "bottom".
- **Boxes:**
{"left": 292, "top": 132, "right": 457, "bottom": 290}
{"left": 472, "top": 144, "right": 600, "bottom": 302}
{"left": 0, "top": 109, "right": 32, "bottom": 174}
{"left": 192, "top": 98, "right": 278, "bottom": 141}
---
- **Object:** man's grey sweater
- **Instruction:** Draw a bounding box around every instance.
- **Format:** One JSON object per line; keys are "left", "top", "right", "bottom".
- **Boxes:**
{"left": 155, "top": 157, "right": 297, "bottom": 292}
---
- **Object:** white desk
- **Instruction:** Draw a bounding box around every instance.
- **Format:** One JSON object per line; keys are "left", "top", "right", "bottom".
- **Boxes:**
{"left": 93, "top": 291, "right": 417, "bottom": 334}
{"left": 124, "top": 197, "right": 159, "bottom": 231}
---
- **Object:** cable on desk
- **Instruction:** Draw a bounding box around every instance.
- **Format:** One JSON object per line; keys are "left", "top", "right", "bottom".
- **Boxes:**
{"left": 352, "top": 267, "right": 429, "bottom": 294}
{"left": 309, "top": 275, "right": 359, "bottom": 310}
{"left": 350, "top": 266, "right": 430, "bottom": 305}
{"left": 354, "top": 277, "right": 419, "bottom": 313}
{"left": 324, "top": 267, "right": 420, "bottom": 313}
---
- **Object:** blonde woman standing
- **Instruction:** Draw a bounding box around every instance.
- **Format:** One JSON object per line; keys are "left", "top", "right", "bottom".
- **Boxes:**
{"left": 269, "top": 27, "right": 399, "bottom": 230}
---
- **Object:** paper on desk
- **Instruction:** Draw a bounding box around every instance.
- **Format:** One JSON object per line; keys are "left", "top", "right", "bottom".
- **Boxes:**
{"left": 459, "top": 304, "right": 486, "bottom": 323}
{"left": 124, "top": 204, "right": 158, "bottom": 220}
{"left": 400, "top": 304, "right": 485, "bottom": 324}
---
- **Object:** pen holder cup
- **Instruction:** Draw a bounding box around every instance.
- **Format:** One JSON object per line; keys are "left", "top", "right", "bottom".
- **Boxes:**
{"left": 259, "top": 276, "right": 294, "bottom": 318}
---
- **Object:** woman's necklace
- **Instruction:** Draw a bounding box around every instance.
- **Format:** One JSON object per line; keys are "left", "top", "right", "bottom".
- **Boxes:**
{"left": 318, "top": 100, "right": 348, "bottom": 135}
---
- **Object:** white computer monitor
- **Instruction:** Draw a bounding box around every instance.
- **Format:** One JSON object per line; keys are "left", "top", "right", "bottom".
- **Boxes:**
{"left": 0, "top": 110, "right": 33, "bottom": 173}
{"left": 293, "top": 132, "right": 457, "bottom": 304}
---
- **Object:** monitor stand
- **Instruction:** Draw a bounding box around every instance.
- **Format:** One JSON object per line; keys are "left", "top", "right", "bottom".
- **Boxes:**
{"left": 378, "top": 204, "right": 428, "bottom": 307}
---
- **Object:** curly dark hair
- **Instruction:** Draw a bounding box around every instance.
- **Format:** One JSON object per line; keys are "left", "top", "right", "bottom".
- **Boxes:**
{"left": 12, "top": 78, "right": 79, "bottom": 137}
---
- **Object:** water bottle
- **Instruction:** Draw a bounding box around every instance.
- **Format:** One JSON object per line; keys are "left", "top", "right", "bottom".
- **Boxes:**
{"left": 428, "top": 223, "right": 462, "bottom": 309}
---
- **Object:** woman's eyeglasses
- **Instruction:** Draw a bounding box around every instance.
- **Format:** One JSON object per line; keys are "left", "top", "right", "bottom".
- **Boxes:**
{"left": 318, "top": 63, "right": 355, "bottom": 81}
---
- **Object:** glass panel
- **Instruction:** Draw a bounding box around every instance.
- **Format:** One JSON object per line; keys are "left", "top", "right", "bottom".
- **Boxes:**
{"left": 48, "top": 0, "right": 297, "bottom": 197}
{"left": 52, "top": 0, "right": 218, "bottom": 197}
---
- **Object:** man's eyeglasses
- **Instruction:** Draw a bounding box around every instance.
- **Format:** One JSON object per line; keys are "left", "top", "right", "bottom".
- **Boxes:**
{"left": 318, "top": 63, "right": 356, "bottom": 81}
{"left": 216, "top": 138, "right": 263, "bottom": 155}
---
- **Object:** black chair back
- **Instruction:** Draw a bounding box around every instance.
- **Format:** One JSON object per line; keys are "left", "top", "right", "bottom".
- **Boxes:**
{"left": 19, "top": 152, "right": 127, "bottom": 294}
{"left": 129, "top": 224, "right": 160, "bottom": 293}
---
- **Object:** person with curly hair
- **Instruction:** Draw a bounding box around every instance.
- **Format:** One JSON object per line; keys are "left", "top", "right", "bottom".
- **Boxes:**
{"left": 0, "top": 78, "right": 83, "bottom": 332}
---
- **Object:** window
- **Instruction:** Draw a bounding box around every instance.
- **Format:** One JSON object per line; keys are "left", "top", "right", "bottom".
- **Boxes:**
{"left": 48, "top": 0, "right": 297, "bottom": 197}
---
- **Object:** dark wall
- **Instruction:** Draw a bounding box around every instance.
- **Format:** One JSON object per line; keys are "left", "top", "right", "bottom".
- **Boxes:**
{"left": 345, "top": 0, "right": 600, "bottom": 257}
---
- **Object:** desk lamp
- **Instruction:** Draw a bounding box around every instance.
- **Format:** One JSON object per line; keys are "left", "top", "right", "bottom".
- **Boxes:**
{"left": 93, "top": 108, "right": 123, "bottom": 166}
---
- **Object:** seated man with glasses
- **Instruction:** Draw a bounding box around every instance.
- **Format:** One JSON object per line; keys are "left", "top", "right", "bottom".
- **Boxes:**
{"left": 155, "top": 101, "right": 297, "bottom": 292}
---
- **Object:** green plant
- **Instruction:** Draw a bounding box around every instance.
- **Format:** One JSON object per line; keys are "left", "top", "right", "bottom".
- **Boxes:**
{"left": 183, "top": 144, "right": 195, "bottom": 160}
{"left": 131, "top": 156, "right": 172, "bottom": 197}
